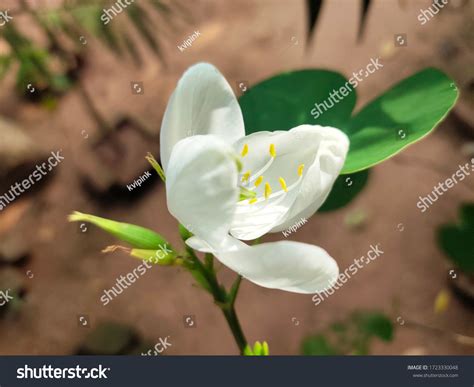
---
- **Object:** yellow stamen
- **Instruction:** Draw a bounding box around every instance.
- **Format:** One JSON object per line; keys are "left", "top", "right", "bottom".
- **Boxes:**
{"left": 242, "top": 171, "right": 251, "bottom": 183}
{"left": 264, "top": 182, "right": 272, "bottom": 199}
{"left": 298, "top": 164, "right": 305, "bottom": 177}
{"left": 269, "top": 144, "right": 276, "bottom": 158}
{"left": 241, "top": 144, "right": 249, "bottom": 157}
{"left": 254, "top": 176, "right": 264, "bottom": 187}
{"left": 279, "top": 177, "right": 288, "bottom": 192}
{"left": 249, "top": 198, "right": 257, "bottom": 204}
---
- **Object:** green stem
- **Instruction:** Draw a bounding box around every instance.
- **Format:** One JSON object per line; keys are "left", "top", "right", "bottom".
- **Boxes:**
{"left": 185, "top": 247, "right": 248, "bottom": 354}
{"left": 221, "top": 300, "right": 247, "bottom": 354}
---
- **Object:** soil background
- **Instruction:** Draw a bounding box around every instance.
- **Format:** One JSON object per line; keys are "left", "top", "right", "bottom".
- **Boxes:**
{"left": 0, "top": 0, "right": 473, "bottom": 355}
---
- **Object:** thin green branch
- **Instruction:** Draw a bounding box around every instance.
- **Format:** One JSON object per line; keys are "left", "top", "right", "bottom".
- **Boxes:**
{"left": 184, "top": 247, "right": 247, "bottom": 354}
{"left": 228, "top": 275, "right": 242, "bottom": 307}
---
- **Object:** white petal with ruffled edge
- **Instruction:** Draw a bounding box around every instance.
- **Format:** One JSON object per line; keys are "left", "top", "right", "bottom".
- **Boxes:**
{"left": 269, "top": 125, "right": 349, "bottom": 232}
{"left": 230, "top": 125, "right": 348, "bottom": 239}
{"left": 160, "top": 63, "right": 245, "bottom": 171}
{"left": 166, "top": 135, "right": 239, "bottom": 248}
{"left": 214, "top": 238, "right": 339, "bottom": 294}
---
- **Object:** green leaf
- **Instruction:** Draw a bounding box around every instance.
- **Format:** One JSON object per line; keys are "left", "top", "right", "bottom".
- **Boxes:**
{"left": 50, "top": 74, "right": 72, "bottom": 92}
{"left": 437, "top": 204, "right": 474, "bottom": 273}
{"left": 239, "top": 69, "right": 356, "bottom": 134}
{"left": 70, "top": 4, "right": 103, "bottom": 36}
{"left": 228, "top": 275, "right": 242, "bottom": 306}
{"left": 319, "top": 169, "right": 370, "bottom": 212}
{"left": 178, "top": 224, "right": 193, "bottom": 241}
{"left": 0, "top": 55, "right": 13, "bottom": 80}
{"left": 301, "top": 334, "right": 338, "bottom": 355}
{"left": 239, "top": 68, "right": 457, "bottom": 177}
{"left": 460, "top": 203, "right": 474, "bottom": 230}
{"left": 301, "top": 310, "right": 394, "bottom": 355}
{"left": 330, "top": 322, "right": 347, "bottom": 333}
{"left": 68, "top": 211, "right": 171, "bottom": 250}
{"left": 353, "top": 311, "right": 393, "bottom": 341}
{"left": 343, "top": 68, "right": 458, "bottom": 173}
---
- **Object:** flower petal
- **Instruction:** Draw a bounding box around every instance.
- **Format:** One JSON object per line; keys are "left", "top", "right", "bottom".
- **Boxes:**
{"left": 270, "top": 125, "right": 349, "bottom": 232}
{"left": 230, "top": 125, "right": 348, "bottom": 239}
{"left": 160, "top": 63, "right": 245, "bottom": 171}
{"left": 185, "top": 236, "right": 215, "bottom": 253}
{"left": 166, "top": 135, "right": 239, "bottom": 247}
{"left": 215, "top": 238, "right": 339, "bottom": 294}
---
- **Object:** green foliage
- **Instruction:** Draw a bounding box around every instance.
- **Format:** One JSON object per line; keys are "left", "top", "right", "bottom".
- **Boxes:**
{"left": 65, "top": 1, "right": 170, "bottom": 61}
{"left": 240, "top": 70, "right": 356, "bottom": 134}
{"left": 301, "top": 334, "right": 338, "bottom": 355}
{"left": 319, "top": 169, "right": 370, "bottom": 212}
{"left": 0, "top": 55, "right": 13, "bottom": 80}
{"left": 240, "top": 68, "right": 457, "bottom": 211}
{"left": 437, "top": 203, "right": 474, "bottom": 273}
{"left": 244, "top": 341, "right": 270, "bottom": 356}
{"left": 301, "top": 310, "right": 394, "bottom": 355}
{"left": 0, "top": 23, "right": 66, "bottom": 95}
{"left": 0, "top": 1, "right": 176, "bottom": 101}
{"left": 240, "top": 68, "right": 457, "bottom": 174}
{"left": 344, "top": 68, "right": 458, "bottom": 173}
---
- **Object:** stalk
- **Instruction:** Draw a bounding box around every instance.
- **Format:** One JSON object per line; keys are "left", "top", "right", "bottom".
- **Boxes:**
{"left": 185, "top": 247, "right": 248, "bottom": 354}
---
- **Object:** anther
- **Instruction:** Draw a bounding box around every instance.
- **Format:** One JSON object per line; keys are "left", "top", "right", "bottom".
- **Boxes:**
{"left": 269, "top": 144, "right": 276, "bottom": 158}
{"left": 242, "top": 171, "right": 251, "bottom": 183}
{"left": 254, "top": 176, "right": 264, "bottom": 187}
{"left": 298, "top": 164, "right": 305, "bottom": 177}
{"left": 264, "top": 182, "right": 272, "bottom": 199}
{"left": 241, "top": 144, "right": 249, "bottom": 157}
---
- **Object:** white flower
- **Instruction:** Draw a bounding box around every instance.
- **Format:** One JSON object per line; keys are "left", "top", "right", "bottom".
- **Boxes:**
{"left": 160, "top": 63, "right": 349, "bottom": 294}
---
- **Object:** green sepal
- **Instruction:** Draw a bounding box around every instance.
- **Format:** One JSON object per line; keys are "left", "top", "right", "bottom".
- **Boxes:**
{"left": 129, "top": 248, "right": 176, "bottom": 266}
{"left": 179, "top": 224, "right": 194, "bottom": 241}
{"left": 69, "top": 211, "right": 171, "bottom": 250}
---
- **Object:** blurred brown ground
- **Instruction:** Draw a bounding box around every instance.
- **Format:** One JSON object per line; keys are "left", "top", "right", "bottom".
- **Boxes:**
{"left": 0, "top": 0, "right": 473, "bottom": 355}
